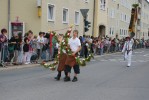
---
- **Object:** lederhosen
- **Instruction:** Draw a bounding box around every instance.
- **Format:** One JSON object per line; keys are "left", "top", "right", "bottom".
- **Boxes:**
{"left": 55, "top": 53, "right": 67, "bottom": 78}
{"left": 65, "top": 54, "right": 80, "bottom": 74}
{"left": 57, "top": 53, "right": 67, "bottom": 71}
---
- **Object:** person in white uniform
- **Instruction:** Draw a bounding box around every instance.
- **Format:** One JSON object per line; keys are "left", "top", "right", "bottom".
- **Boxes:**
{"left": 122, "top": 37, "right": 134, "bottom": 67}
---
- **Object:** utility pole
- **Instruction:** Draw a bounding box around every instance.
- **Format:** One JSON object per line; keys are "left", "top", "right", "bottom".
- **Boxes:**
{"left": 8, "top": 0, "right": 10, "bottom": 38}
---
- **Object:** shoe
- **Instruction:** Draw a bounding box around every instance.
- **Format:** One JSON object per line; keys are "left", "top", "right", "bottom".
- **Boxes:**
{"left": 64, "top": 77, "right": 71, "bottom": 82}
{"left": 127, "top": 66, "right": 130, "bottom": 67}
{"left": 72, "top": 77, "right": 78, "bottom": 82}
{"left": 24, "top": 62, "right": 29, "bottom": 65}
{"left": 54, "top": 76, "right": 60, "bottom": 81}
{"left": 63, "top": 76, "right": 67, "bottom": 80}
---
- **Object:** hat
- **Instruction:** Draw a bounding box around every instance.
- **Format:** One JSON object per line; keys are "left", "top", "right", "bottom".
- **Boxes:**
{"left": 126, "top": 36, "right": 130, "bottom": 40}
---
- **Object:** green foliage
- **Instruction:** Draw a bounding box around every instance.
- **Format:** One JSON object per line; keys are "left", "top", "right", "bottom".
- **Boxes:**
{"left": 41, "top": 27, "right": 94, "bottom": 70}
{"left": 132, "top": 4, "right": 139, "bottom": 8}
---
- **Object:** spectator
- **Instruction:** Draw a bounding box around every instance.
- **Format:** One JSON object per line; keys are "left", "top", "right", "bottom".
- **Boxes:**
{"left": 37, "top": 32, "right": 44, "bottom": 60}
{"left": 9, "top": 34, "right": 22, "bottom": 65}
{"left": 0, "top": 28, "right": 8, "bottom": 63}
{"left": 23, "top": 37, "right": 30, "bottom": 64}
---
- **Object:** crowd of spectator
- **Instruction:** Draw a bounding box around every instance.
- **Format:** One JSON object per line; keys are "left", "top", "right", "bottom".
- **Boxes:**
{"left": 79, "top": 35, "right": 148, "bottom": 58}
{"left": 0, "top": 28, "right": 148, "bottom": 66}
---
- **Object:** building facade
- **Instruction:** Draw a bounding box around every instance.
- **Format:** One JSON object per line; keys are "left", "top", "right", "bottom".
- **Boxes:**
{"left": 94, "top": 0, "right": 149, "bottom": 39}
{"left": 0, "top": 0, "right": 94, "bottom": 37}
{"left": 0, "top": 0, "right": 41, "bottom": 36}
{"left": 139, "top": 0, "right": 149, "bottom": 40}
{"left": 41, "top": 0, "right": 94, "bottom": 36}
{"left": 1, "top": 0, "right": 148, "bottom": 39}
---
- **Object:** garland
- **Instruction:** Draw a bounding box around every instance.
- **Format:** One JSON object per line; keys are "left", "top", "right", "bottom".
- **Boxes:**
{"left": 41, "top": 26, "right": 94, "bottom": 71}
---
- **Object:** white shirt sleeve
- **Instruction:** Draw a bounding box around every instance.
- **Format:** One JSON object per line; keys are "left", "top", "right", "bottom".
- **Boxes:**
{"left": 122, "top": 42, "right": 126, "bottom": 52}
{"left": 77, "top": 38, "right": 81, "bottom": 46}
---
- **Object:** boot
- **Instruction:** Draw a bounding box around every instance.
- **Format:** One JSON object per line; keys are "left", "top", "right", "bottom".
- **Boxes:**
{"left": 64, "top": 76, "right": 71, "bottom": 82}
{"left": 54, "top": 76, "right": 60, "bottom": 80}
{"left": 54, "top": 72, "right": 61, "bottom": 81}
{"left": 72, "top": 77, "right": 78, "bottom": 82}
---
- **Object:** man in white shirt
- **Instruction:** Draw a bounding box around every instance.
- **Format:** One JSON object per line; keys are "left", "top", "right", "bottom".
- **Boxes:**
{"left": 37, "top": 32, "right": 44, "bottom": 59}
{"left": 122, "top": 37, "right": 134, "bottom": 67}
{"left": 64, "top": 30, "right": 81, "bottom": 82}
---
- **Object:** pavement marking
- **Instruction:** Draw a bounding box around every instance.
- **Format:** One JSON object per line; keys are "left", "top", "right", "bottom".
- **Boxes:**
{"left": 143, "top": 54, "right": 149, "bottom": 57}
{"left": 100, "top": 59, "right": 108, "bottom": 62}
{"left": 98, "top": 58, "right": 149, "bottom": 63}
{"left": 134, "top": 51, "right": 144, "bottom": 53}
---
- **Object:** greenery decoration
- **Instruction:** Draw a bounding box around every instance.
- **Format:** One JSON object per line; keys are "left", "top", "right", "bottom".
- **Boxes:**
{"left": 41, "top": 25, "right": 94, "bottom": 71}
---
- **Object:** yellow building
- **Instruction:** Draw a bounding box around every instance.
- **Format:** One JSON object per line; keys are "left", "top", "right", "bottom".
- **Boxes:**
{"left": 139, "top": 0, "right": 149, "bottom": 40}
{"left": 0, "top": 0, "right": 41, "bottom": 36}
{"left": 0, "top": 0, "right": 94, "bottom": 37}
{"left": 41, "top": 0, "right": 94, "bottom": 36}
{"left": 94, "top": 0, "right": 149, "bottom": 39}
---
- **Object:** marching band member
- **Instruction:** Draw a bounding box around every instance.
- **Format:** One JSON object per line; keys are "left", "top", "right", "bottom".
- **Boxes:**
{"left": 122, "top": 37, "right": 134, "bottom": 67}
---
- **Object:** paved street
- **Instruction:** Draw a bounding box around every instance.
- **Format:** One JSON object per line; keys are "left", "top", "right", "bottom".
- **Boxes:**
{"left": 0, "top": 49, "right": 149, "bottom": 100}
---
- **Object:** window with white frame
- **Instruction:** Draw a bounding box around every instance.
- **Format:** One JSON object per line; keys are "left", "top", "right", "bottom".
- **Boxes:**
{"left": 121, "top": 29, "right": 123, "bottom": 35}
{"left": 109, "top": 9, "right": 115, "bottom": 18}
{"left": 100, "top": 0, "right": 106, "bottom": 10}
{"left": 109, "top": 27, "right": 114, "bottom": 35}
{"left": 112, "top": 27, "right": 114, "bottom": 35}
{"left": 120, "top": 13, "right": 123, "bottom": 21}
{"left": 124, "top": 15, "right": 127, "bottom": 22}
{"left": 84, "top": 0, "right": 89, "bottom": 3}
{"left": 112, "top": 0, "right": 116, "bottom": 2}
{"left": 47, "top": 4, "right": 55, "bottom": 21}
{"left": 109, "top": 28, "right": 112, "bottom": 35}
{"left": 124, "top": 30, "right": 125, "bottom": 35}
{"left": 63, "top": 8, "right": 69, "bottom": 23}
{"left": 112, "top": 10, "right": 115, "bottom": 18}
{"left": 75, "top": 11, "right": 80, "bottom": 25}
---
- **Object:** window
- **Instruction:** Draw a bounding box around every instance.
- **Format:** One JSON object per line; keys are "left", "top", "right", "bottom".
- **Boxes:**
{"left": 109, "top": 9, "right": 115, "bottom": 18}
{"left": 124, "top": 15, "right": 127, "bottom": 22}
{"left": 112, "top": 27, "right": 114, "bottom": 35}
{"left": 112, "top": 10, "right": 115, "bottom": 18}
{"left": 75, "top": 11, "right": 80, "bottom": 25}
{"left": 124, "top": 30, "right": 125, "bottom": 35}
{"left": 63, "top": 8, "right": 69, "bottom": 23}
{"left": 47, "top": 4, "right": 55, "bottom": 21}
{"left": 120, "top": 13, "right": 123, "bottom": 21}
{"left": 109, "top": 28, "right": 112, "bottom": 35}
{"left": 122, "top": 29, "right": 123, "bottom": 35}
{"left": 100, "top": 0, "right": 106, "bottom": 10}
{"left": 84, "top": 0, "right": 89, "bottom": 3}
{"left": 109, "top": 27, "right": 114, "bottom": 35}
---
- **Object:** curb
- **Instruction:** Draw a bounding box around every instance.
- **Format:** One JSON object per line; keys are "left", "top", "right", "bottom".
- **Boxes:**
{"left": 0, "top": 64, "right": 39, "bottom": 71}
{"left": 0, "top": 61, "right": 56, "bottom": 71}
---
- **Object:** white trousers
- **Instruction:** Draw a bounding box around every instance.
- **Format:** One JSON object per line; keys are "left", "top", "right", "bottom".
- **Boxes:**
{"left": 124, "top": 51, "right": 132, "bottom": 66}
{"left": 23, "top": 52, "right": 31, "bottom": 63}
